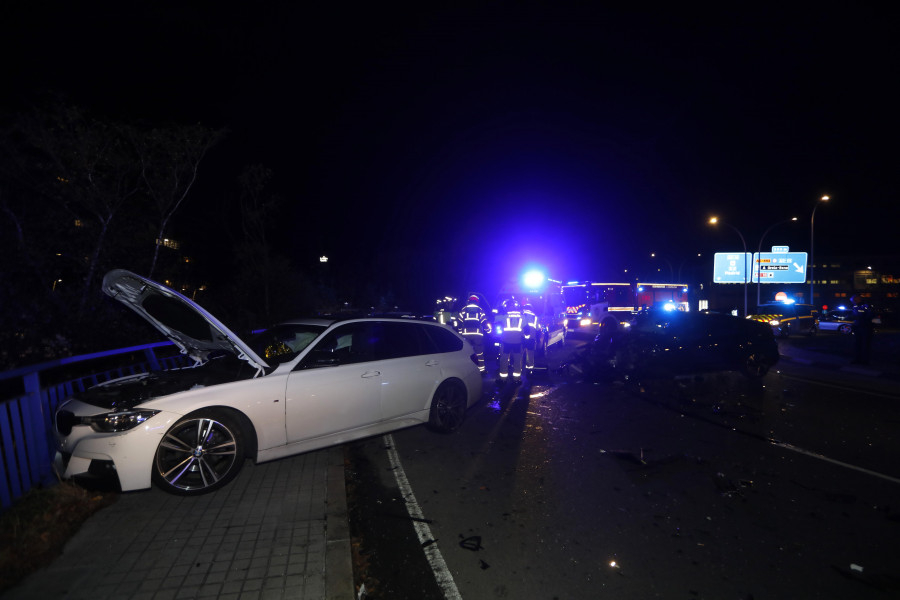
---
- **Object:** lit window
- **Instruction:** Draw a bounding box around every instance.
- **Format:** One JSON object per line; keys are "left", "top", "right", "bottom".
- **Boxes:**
{"left": 156, "top": 238, "right": 180, "bottom": 250}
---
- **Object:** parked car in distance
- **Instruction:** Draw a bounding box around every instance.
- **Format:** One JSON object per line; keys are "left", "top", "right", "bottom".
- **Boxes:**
{"left": 747, "top": 302, "right": 818, "bottom": 337}
{"left": 580, "top": 310, "right": 780, "bottom": 380}
{"left": 818, "top": 308, "right": 855, "bottom": 334}
{"left": 54, "top": 269, "right": 483, "bottom": 496}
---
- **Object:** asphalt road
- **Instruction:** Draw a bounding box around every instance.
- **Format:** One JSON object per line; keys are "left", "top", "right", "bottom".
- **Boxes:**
{"left": 346, "top": 333, "right": 900, "bottom": 599}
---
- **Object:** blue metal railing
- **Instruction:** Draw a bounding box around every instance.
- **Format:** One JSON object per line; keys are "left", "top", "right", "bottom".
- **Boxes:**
{"left": 0, "top": 342, "right": 190, "bottom": 511}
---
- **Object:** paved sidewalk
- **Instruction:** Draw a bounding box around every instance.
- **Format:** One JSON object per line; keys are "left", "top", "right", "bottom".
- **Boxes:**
{"left": 5, "top": 447, "right": 354, "bottom": 600}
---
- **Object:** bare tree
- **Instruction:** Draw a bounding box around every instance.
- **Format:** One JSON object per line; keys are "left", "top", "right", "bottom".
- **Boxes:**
{"left": 23, "top": 104, "right": 143, "bottom": 312}
{"left": 131, "top": 123, "right": 226, "bottom": 277}
{"left": 236, "top": 164, "right": 282, "bottom": 319}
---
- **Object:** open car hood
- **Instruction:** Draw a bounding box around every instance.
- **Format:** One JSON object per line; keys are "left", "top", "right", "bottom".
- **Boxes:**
{"left": 102, "top": 269, "right": 269, "bottom": 372}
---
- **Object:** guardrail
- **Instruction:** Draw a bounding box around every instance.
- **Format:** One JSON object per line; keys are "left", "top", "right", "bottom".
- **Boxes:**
{"left": 0, "top": 342, "right": 190, "bottom": 511}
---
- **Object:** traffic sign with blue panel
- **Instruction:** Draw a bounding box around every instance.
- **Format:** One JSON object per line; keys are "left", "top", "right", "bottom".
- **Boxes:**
{"left": 753, "top": 252, "right": 808, "bottom": 283}
{"left": 713, "top": 252, "right": 751, "bottom": 283}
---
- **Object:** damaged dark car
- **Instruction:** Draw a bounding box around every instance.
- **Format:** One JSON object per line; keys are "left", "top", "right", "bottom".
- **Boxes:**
{"left": 579, "top": 310, "right": 780, "bottom": 381}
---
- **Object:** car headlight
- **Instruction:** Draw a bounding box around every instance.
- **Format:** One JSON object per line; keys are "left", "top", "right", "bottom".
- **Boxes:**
{"left": 86, "top": 409, "right": 161, "bottom": 432}
{"left": 768, "top": 319, "right": 780, "bottom": 326}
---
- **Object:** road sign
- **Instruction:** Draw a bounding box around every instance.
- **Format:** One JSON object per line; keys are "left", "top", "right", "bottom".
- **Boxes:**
{"left": 752, "top": 251, "right": 808, "bottom": 283}
{"left": 713, "top": 252, "right": 751, "bottom": 283}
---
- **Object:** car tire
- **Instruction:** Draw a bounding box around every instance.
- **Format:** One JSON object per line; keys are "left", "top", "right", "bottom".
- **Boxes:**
{"left": 427, "top": 380, "right": 467, "bottom": 433}
{"left": 152, "top": 410, "right": 245, "bottom": 496}
{"left": 838, "top": 324, "right": 852, "bottom": 334}
{"left": 741, "top": 352, "right": 770, "bottom": 378}
{"left": 779, "top": 324, "right": 791, "bottom": 338}
{"left": 806, "top": 324, "right": 817, "bottom": 336}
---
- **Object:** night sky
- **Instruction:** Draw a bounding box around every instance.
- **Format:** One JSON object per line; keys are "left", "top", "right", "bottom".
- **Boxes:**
{"left": 3, "top": 3, "right": 897, "bottom": 309}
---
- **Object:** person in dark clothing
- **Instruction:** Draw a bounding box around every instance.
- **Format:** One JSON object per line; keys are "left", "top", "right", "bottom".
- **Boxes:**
{"left": 850, "top": 295, "right": 875, "bottom": 365}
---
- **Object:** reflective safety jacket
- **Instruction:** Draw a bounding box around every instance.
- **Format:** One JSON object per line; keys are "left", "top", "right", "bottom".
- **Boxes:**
{"left": 500, "top": 310, "right": 525, "bottom": 344}
{"left": 522, "top": 309, "right": 539, "bottom": 339}
{"left": 458, "top": 303, "right": 489, "bottom": 336}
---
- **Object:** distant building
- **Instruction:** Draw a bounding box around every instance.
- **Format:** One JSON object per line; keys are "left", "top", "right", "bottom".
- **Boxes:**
{"left": 811, "top": 255, "right": 899, "bottom": 310}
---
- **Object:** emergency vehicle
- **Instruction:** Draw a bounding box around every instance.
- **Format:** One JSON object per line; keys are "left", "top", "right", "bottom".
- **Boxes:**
{"left": 491, "top": 270, "right": 567, "bottom": 357}
{"left": 746, "top": 301, "right": 819, "bottom": 337}
{"left": 562, "top": 282, "right": 631, "bottom": 335}
{"left": 563, "top": 281, "right": 690, "bottom": 334}
{"left": 636, "top": 283, "right": 690, "bottom": 312}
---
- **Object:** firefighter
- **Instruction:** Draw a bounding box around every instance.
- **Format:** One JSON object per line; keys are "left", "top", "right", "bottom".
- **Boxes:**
{"left": 521, "top": 302, "right": 539, "bottom": 376}
{"left": 458, "top": 294, "right": 490, "bottom": 371}
{"left": 497, "top": 298, "right": 525, "bottom": 383}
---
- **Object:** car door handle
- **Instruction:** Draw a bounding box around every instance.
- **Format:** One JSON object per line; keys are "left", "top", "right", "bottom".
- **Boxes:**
{"left": 362, "top": 370, "right": 381, "bottom": 378}
{"left": 425, "top": 360, "right": 439, "bottom": 367}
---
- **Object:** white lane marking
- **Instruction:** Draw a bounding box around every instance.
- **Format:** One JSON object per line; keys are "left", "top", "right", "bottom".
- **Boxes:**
{"left": 383, "top": 433, "right": 463, "bottom": 600}
{"left": 771, "top": 440, "right": 900, "bottom": 485}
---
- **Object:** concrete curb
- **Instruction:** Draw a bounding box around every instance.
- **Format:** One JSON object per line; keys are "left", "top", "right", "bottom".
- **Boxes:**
{"left": 325, "top": 447, "right": 355, "bottom": 600}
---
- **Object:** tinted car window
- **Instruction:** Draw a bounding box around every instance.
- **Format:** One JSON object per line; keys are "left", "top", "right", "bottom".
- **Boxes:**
{"left": 423, "top": 323, "right": 465, "bottom": 353}
{"left": 759, "top": 304, "right": 793, "bottom": 316}
{"left": 824, "top": 310, "right": 852, "bottom": 321}
{"left": 375, "top": 322, "right": 434, "bottom": 359}
{"left": 301, "top": 322, "right": 376, "bottom": 368}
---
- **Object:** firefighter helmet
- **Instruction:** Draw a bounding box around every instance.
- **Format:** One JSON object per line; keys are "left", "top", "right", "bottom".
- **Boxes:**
{"left": 501, "top": 298, "right": 519, "bottom": 311}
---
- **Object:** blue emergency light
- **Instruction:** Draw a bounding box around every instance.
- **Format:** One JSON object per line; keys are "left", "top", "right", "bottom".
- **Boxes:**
{"left": 522, "top": 270, "right": 545, "bottom": 289}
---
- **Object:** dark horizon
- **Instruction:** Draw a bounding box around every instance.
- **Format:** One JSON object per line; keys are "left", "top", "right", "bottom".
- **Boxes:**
{"left": 3, "top": 4, "right": 897, "bottom": 310}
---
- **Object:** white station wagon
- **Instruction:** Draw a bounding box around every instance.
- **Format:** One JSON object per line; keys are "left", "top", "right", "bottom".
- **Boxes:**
{"left": 54, "top": 269, "right": 483, "bottom": 495}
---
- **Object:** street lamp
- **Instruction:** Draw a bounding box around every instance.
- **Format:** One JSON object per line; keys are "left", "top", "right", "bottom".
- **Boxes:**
{"left": 709, "top": 217, "right": 748, "bottom": 316}
{"left": 756, "top": 217, "right": 798, "bottom": 305}
{"left": 810, "top": 195, "right": 830, "bottom": 306}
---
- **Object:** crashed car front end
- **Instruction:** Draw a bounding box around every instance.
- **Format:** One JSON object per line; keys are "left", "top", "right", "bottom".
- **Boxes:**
{"left": 54, "top": 355, "right": 258, "bottom": 491}
{"left": 55, "top": 395, "right": 181, "bottom": 491}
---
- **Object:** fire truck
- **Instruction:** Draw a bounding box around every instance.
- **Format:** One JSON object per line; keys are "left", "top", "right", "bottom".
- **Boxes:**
{"left": 563, "top": 281, "right": 690, "bottom": 334}
{"left": 491, "top": 269, "right": 568, "bottom": 357}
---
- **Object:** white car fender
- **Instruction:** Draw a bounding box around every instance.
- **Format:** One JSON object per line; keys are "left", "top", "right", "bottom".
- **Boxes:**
{"left": 144, "top": 373, "right": 291, "bottom": 451}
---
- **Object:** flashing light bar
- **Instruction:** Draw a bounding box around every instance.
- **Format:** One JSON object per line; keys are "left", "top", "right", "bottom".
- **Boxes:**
{"left": 522, "top": 270, "right": 546, "bottom": 289}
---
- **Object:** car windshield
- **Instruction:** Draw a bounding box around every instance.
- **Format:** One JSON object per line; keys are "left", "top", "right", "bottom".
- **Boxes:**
{"left": 825, "top": 310, "right": 852, "bottom": 320}
{"left": 249, "top": 323, "right": 329, "bottom": 364}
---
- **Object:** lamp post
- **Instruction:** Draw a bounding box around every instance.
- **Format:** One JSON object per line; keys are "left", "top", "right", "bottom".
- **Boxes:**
{"left": 709, "top": 217, "right": 748, "bottom": 316}
{"left": 810, "top": 195, "right": 830, "bottom": 305}
{"left": 756, "top": 217, "right": 798, "bottom": 305}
